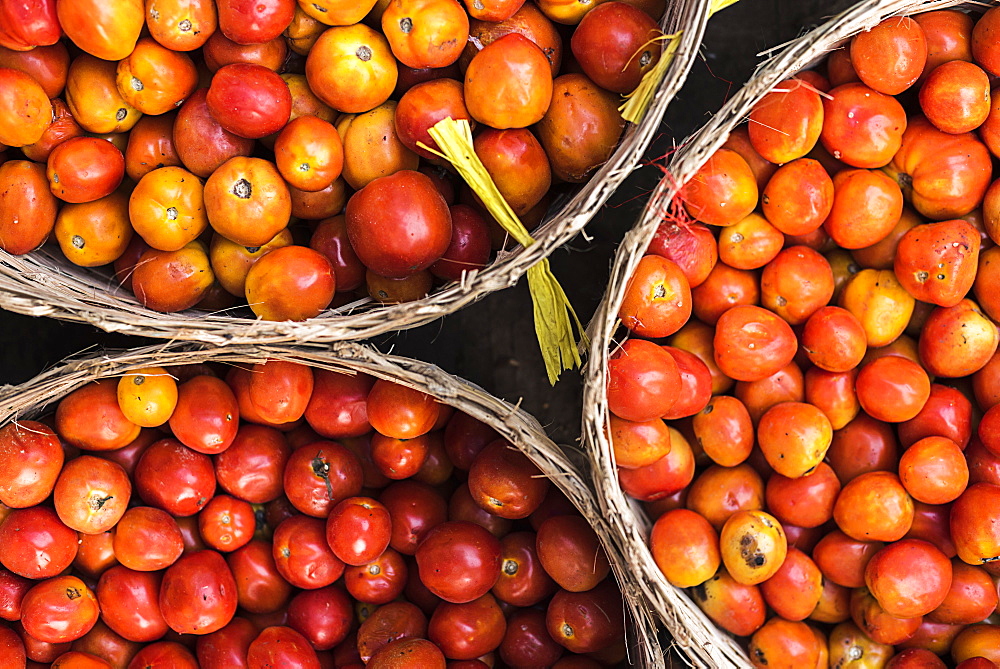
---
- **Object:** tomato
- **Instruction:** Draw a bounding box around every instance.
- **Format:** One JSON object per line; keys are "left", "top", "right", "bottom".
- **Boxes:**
{"left": 570, "top": 2, "right": 659, "bottom": 94}
{"left": 283, "top": 441, "right": 363, "bottom": 518}
{"left": 112, "top": 506, "right": 184, "bottom": 571}
{"left": 951, "top": 624, "right": 1000, "bottom": 664}
{"left": 116, "top": 366, "right": 178, "bottom": 428}
{"left": 56, "top": 380, "right": 141, "bottom": 452}
{"left": 325, "top": 497, "right": 391, "bottom": 566}
{"left": 56, "top": 0, "right": 144, "bottom": 61}
{"left": 369, "top": 637, "right": 444, "bottom": 668}
{"left": 839, "top": 268, "right": 914, "bottom": 347}
{"left": 834, "top": 470, "right": 914, "bottom": 543}
{"left": 466, "top": 439, "right": 548, "bottom": 520}
{"left": 857, "top": 355, "right": 931, "bottom": 424}
{"left": 973, "top": 6, "right": 1000, "bottom": 76}
{"left": 159, "top": 550, "right": 238, "bottom": 635}
{"left": 713, "top": 305, "right": 797, "bottom": 383}
{"left": 915, "top": 9, "right": 972, "bottom": 77}
{"left": 886, "top": 115, "right": 993, "bottom": 221}
{"left": 47, "top": 136, "right": 124, "bottom": 204}
{"left": 681, "top": 148, "right": 758, "bottom": 228}
{"left": 761, "top": 158, "right": 833, "bottom": 236}
{"left": 415, "top": 521, "right": 502, "bottom": 603}
{"left": 273, "top": 115, "right": 343, "bottom": 192}
{"left": 606, "top": 339, "right": 681, "bottom": 423}
{"left": 0, "top": 41, "right": 66, "bottom": 101}
{"left": 757, "top": 401, "right": 833, "bottom": 478}
{"left": 428, "top": 204, "right": 491, "bottom": 282}
{"left": 198, "top": 495, "right": 255, "bottom": 553}
{"left": 499, "top": 607, "right": 562, "bottom": 668}
{"left": 22, "top": 97, "right": 83, "bottom": 164}
{"left": 545, "top": 580, "right": 623, "bottom": 654}
{"left": 205, "top": 156, "right": 290, "bottom": 247}
{"left": 766, "top": 461, "right": 840, "bottom": 530}
{"left": 0, "top": 0, "right": 60, "bottom": 50}
{"left": 207, "top": 63, "right": 292, "bottom": 140}
{"left": 691, "top": 396, "right": 753, "bottom": 467}
{"left": 52, "top": 455, "right": 130, "bottom": 534}
{"left": 760, "top": 245, "right": 834, "bottom": 325}
{"left": 951, "top": 482, "right": 1000, "bottom": 564}
{"left": 690, "top": 566, "right": 766, "bottom": 637}
{"left": 166, "top": 375, "right": 238, "bottom": 454}
{"left": 302, "top": 370, "right": 373, "bottom": 440}
{"left": 203, "top": 31, "right": 287, "bottom": 71}
{"left": 145, "top": 0, "right": 218, "bottom": 51}
{"left": 691, "top": 261, "right": 760, "bottom": 326}
{"left": 648, "top": 220, "right": 718, "bottom": 286}
{"left": 866, "top": 539, "right": 952, "bottom": 618}
{"left": 95, "top": 566, "right": 167, "bottom": 644}
{"left": 21, "top": 576, "right": 99, "bottom": 644}
{"left": 618, "top": 255, "right": 693, "bottom": 338}
{"left": 128, "top": 641, "right": 198, "bottom": 668}
{"left": 850, "top": 586, "right": 922, "bottom": 646}
{"left": 748, "top": 618, "right": 825, "bottom": 669}
{"left": 173, "top": 89, "right": 255, "bottom": 178}
{"left": 894, "top": 218, "right": 981, "bottom": 308}
{"left": 649, "top": 509, "right": 719, "bottom": 588}
{"left": 685, "top": 462, "right": 764, "bottom": 532}
{"left": 428, "top": 593, "right": 504, "bottom": 660}
{"left": 534, "top": 515, "right": 609, "bottom": 593}
{"left": 759, "top": 547, "right": 822, "bottom": 622}
{"left": 285, "top": 586, "right": 353, "bottom": 651}
{"left": 0, "top": 420, "right": 63, "bottom": 509}
{"left": 129, "top": 166, "right": 208, "bottom": 252}
{"left": 823, "top": 167, "right": 904, "bottom": 249}
{"left": 379, "top": 480, "right": 448, "bottom": 556}
{"left": 344, "top": 546, "right": 407, "bottom": 604}
{"left": 116, "top": 37, "right": 198, "bottom": 116}
{"left": 749, "top": 78, "right": 824, "bottom": 164}
{"left": 536, "top": 72, "right": 624, "bottom": 183}
{"left": 306, "top": 24, "right": 397, "bottom": 114}
{"left": 0, "top": 506, "right": 77, "bottom": 579}
{"left": 346, "top": 170, "right": 452, "bottom": 279}
{"left": 920, "top": 61, "right": 991, "bottom": 135}
{"left": 382, "top": 0, "right": 469, "bottom": 69}
{"left": 216, "top": 0, "right": 295, "bottom": 45}
{"left": 366, "top": 379, "right": 440, "bottom": 440}
{"left": 900, "top": 384, "right": 973, "bottom": 450}
{"left": 850, "top": 16, "right": 927, "bottom": 95}
{"left": 929, "top": 560, "right": 997, "bottom": 625}
{"left": 271, "top": 514, "right": 345, "bottom": 590}
{"left": 486, "top": 531, "right": 554, "bottom": 608}
{"left": 718, "top": 509, "right": 787, "bottom": 586}
{"left": 465, "top": 33, "right": 552, "bottom": 129}
{"left": 133, "top": 437, "right": 216, "bottom": 517}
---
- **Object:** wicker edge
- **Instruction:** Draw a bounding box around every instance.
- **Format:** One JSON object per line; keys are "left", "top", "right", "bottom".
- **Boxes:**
{"left": 579, "top": 0, "right": 984, "bottom": 666}
{"left": 0, "top": 340, "right": 666, "bottom": 668}
{"left": 0, "top": 0, "right": 713, "bottom": 346}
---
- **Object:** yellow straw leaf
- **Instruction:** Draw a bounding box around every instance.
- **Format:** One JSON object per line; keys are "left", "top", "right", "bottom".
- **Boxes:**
{"left": 420, "top": 118, "right": 585, "bottom": 385}
{"left": 620, "top": 32, "right": 681, "bottom": 124}
{"left": 710, "top": 0, "right": 741, "bottom": 15}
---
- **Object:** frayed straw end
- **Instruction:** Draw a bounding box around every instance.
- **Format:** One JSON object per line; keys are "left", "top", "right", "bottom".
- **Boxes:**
{"left": 421, "top": 118, "right": 585, "bottom": 385}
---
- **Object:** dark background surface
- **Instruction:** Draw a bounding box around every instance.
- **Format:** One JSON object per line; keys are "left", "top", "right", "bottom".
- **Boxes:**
{"left": 0, "top": 0, "right": 857, "bottom": 446}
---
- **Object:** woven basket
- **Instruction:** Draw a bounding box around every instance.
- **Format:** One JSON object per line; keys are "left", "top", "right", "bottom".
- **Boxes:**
{"left": 580, "top": 0, "right": 989, "bottom": 666}
{"left": 0, "top": 0, "right": 714, "bottom": 347}
{"left": 0, "top": 340, "right": 666, "bottom": 667}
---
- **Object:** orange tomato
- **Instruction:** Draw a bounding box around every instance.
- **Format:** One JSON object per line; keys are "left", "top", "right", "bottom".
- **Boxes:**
{"left": 713, "top": 305, "right": 797, "bottom": 383}
{"left": 338, "top": 101, "right": 419, "bottom": 191}
{"left": 913, "top": 9, "right": 973, "bottom": 78}
{"left": 820, "top": 82, "right": 907, "bottom": 169}
{"left": 760, "top": 246, "right": 834, "bottom": 325}
{"left": 129, "top": 166, "right": 208, "bottom": 252}
{"left": 919, "top": 60, "right": 991, "bottom": 135}
{"left": 209, "top": 229, "right": 294, "bottom": 297}
{"left": 757, "top": 401, "right": 833, "bottom": 478}
{"left": 65, "top": 55, "right": 142, "bottom": 135}
{"left": 465, "top": 33, "right": 552, "bottom": 130}
{"left": 680, "top": 148, "right": 758, "bottom": 227}
{"left": 607, "top": 414, "right": 671, "bottom": 470}
{"left": 719, "top": 509, "right": 787, "bottom": 586}
{"left": 0, "top": 67, "right": 51, "bottom": 147}
{"left": 758, "top": 547, "right": 823, "bottom": 622}
{"left": 117, "top": 367, "right": 180, "bottom": 428}
{"left": 56, "top": 0, "right": 145, "bottom": 62}
{"left": 382, "top": 0, "right": 469, "bottom": 69}
{"left": 244, "top": 245, "right": 336, "bottom": 321}
{"left": 131, "top": 241, "right": 215, "bottom": 312}
{"left": 618, "top": 254, "right": 692, "bottom": 339}
{"left": 55, "top": 380, "right": 142, "bottom": 452}
{"left": 204, "top": 156, "right": 291, "bottom": 247}
{"left": 145, "top": 0, "right": 218, "bottom": 51}
{"left": 839, "top": 268, "right": 914, "bottom": 347}
{"left": 649, "top": 509, "right": 719, "bottom": 588}
{"left": 274, "top": 115, "right": 343, "bottom": 192}
{"left": 833, "top": 470, "right": 914, "bottom": 543}
{"left": 823, "top": 168, "right": 903, "bottom": 249}
{"left": 54, "top": 191, "right": 134, "bottom": 267}
{"left": 717, "top": 213, "right": 783, "bottom": 270}
{"left": 305, "top": 23, "right": 398, "bottom": 114}
{"left": 116, "top": 37, "right": 199, "bottom": 115}
{"left": 124, "top": 111, "right": 182, "bottom": 182}
{"left": 761, "top": 158, "right": 833, "bottom": 236}
{"left": 748, "top": 78, "right": 824, "bottom": 164}
{"left": 534, "top": 0, "right": 609, "bottom": 24}
{"left": 884, "top": 115, "right": 993, "bottom": 221}
{"left": 894, "top": 218, "right": 980, "bottom": 307}
{"left": 850, "top": 16, "right": 927, "bottom": 95}
{"left": 856, "top": 354, "right": 931, "bottom": 423}
{"left": 0, "top": 160, "right": 58, "bottom": 255}
{"left": 300, "top": 0, "right": 379, "bottom": 25}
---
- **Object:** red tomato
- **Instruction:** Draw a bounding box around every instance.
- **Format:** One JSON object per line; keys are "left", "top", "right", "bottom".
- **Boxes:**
{"left": 214, "top": 423, "right": 290, "bottom": 504}
{"left": 273, "top": 514, "right": 345, "bottom": 589}
{"left": 159, "top": 550, "right": 238, "bottom": 635}
{"left": 0, "top": 159, "right": 59, "bottom": 254}
{"left": 304, "top": 370, "right": 374, "bottom": 439}
{"left": 0, "top": 506, "right": 77, "bottom": 579}
{"left": 415, "top": 521, "right": 502, "bottom": 603}
{"left": 749, "top": 78, "right": 824, "bottom": 164}
{"left": 286, "top": 586, "right": 354, "bottom": 651}
{"left": 21, "top": 575, "right": 99, "bottom": 643}
{"left": 247, "top": 625, "right": 320, "bottom": 668}
{"left": 326, "top": 497, "right": 392, "bottom": 567}
{"left": 96, "top": 566, "right": 168, "bottom": 643}
{"left": 618, "top": 255, "right": 693, "bottom": 338}
{"left": 427, "top": 593, "right": 505, "bottom": 660}
{"left": 217, "top": 0, "right": 295, "bottom": 45}
{"left": 52, "top": 455, "right": 131, "bottom": 534}
{"left": 820, "top": 82, "right": 907, "bottom": 168}
{"left": 283, "top": 441, "right": 363, "bottom": 518}
{"left": 133, "top": 438, "right": 217, "bottom": 517}
{"left": 46, "top": 136, "right": 124, "bottom": 204}
{"left": 199, "top": 494, "right": 256, "bottom": 553}
{"left": 112, "top": 506, "right": 184, "bottom": 572}
{"left": 850, "top": 16, "right": 928, "bottom": 95}
{"left": 0, "top": 0, "right": 60, "bottom": 50}
{"left": 865, "top": 539, "right": 952, "bottom": 618}
{"left": 207, "top": 63, "right": 292, "bottom": 139}
{"left": 713, "top": 305, "right": 797, "bottom": 382}
{"left": 0, "top": 420, "right": 63, "bottom": 508}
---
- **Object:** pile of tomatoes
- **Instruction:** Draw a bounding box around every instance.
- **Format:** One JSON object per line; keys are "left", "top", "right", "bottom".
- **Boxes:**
{"left": 0, "top": 0, "right": 665, "bottom": 321}
{"left": 607, "top": 5, "right": 1000, "bottom": 667}
{"left": 0, "top": 356, "right": 633, "bottom": 667}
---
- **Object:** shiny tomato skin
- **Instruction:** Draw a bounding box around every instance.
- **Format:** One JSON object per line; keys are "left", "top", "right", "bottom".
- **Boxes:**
{"left": 647, "top": 220, "right": 718, "bottom": 287}
{"left": 428, "top": 593, "right": 505, "bottom": 660}
{"left": 570, "top": 2, "right": 659, "bottom": 94}
{"left": 325, "top": 497, "right": 391, "bottom": 567}
{"left": 112, "top": 506, "right": 184, "bottom": 572}
{"left": 96, "top": 566, "right": 168, "bottom": 643}
{"left": 834, "top": 470, "right": 914, "bottom": 543}
{"left": 46, "top": 136, "right": 124, "bottom": 204}
{"left": 127, "top": 641, "right": 199, "bottom": 667}
{"left": 344, "top": 547, "right": 407, "bottom": 604}
{"left": 283, "top": 441, "right": 363, "bottom": 518}
{"left": 134, "top": 437, "right": 216, "bottom": 517}
{"left": 173, "top": 88, "right": 255, "bottom": 178}
{"left": 346, "top": 170, "right": 452, "bottom": 279}
{"left": 865, "top": 539, "right": 953, "bottom": 618}
{"left": 950, "top": 482, "right": 1000, "bottom": 564}
{"left": 850, "top": 16, "right": 927, "bottom": 95}
{"left": 214, "top": 423, "right": 290, "bottom": 504}
{"left": 545, "top": 580, "right": 624, "bottom": 654}
{"left": 226, "top": 539, "right": 292, "bottom": 615}
{"left": 856, "top": 355, "right": 931, "bottom": 423}
{"left": 56, "top": 0, "right": 143, "bottom": 61}
{"left": 207, "top": 63, "right": 292, "bottom": 139}
{"left": 820, "top": 82, "right": 907, "bottom": 168}
{"left": 272, "top": 514, "right": 345, "bottom": 590}
{"left": 0, "top": 159, "right": 58, "bottom": 254}
{"left": 379, "top": 480, "right": 448, "bottom": 556}
{"left": 22, "top": 575, "right": 99, "bottom": 644}
{"left": 304, "top": 370, "right": 374, "bottom": 439}
{"left": 52, "top": 455, "right": 131, "bottom": 535}
{"left": 618, "top": 254, "right": 692, "bottom": 339}
{"left": 368, "top": 637, "right": 445, "bottom": 668}
{"left": 246, "top": 625, "right": 320, "bottom": 668}
{"left": 0, "top": 420, "right": 63, "bottom": 508}
{"left": 159, "top": 550, "right": 238, "bottom": 635}
{"left": 681, "top": 148, "right": 758, "bottom": 227}
{"left": 167, "top": 375, "right": 239, "bottom": 455}
{"left": 895, "top": 219, "right": 980, "bottom": 307}
{"left": 0, "top": 0, "right": 61, "bottom": 50}
{"left": 416, "top": 520, "right": 502, "bottom": 603}
{"left": 194, "top": 616, "right": 256, "bottom": 669}
{"left": 198, "top": 495, "right": 256, "bottom": 553}
{"left": 217, "top": 0, "right": 295, "bottom": 45}
{"left": 713, "top": 305, "right": 797, "bottom": 382}
{"left": 748, "top": 78, "right": 824, "bottom": 164}
{"left": 429, "top": 204, "right": 492, "bottom": 282}
{"left": 0, "top": 506, "right": 77, "bottom": 579}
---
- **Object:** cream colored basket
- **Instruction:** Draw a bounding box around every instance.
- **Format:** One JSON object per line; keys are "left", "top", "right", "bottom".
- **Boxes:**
{"left": 581, "top": 0, "right": 986, "bottom": 666}
{"left": 0, "top": 340, "right": 666, "bottom": 667}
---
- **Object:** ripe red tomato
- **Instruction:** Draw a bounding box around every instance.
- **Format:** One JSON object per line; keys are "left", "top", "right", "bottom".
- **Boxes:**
{"left": 283, "top": 441, "right": 363, "bottom": 518}
{"left": 286, "top": 586, "right": 354, "bottom": 651}
{"left": 0, "top": 420, "right": 63, "bottom": 508}
{"left": 207, "top": 63, "right": 292, "bottom": 140}
{"left": 216, "top": 0, "right": 295, "bottom": 45}
{"left": 21, "top": 575, "right": 99, "bottom": 644}
{"left": 96, "top": 566, "right": 168, "bottom": 643}
{"left": 246, "top": 625, "right": 321, "bottom": 668}
{"left": 112, "top": 506, "right": 184, "bottom": 572}
{"left": 214, "top": 423, "right": 290, "bottom": 504}
{"left": 0, "top": 506, "right": 78, "bottom": 579}
{"left": 159, "top": 550, "right": 238, "bottom": 635}
{"left": 415, "top": 521, "right": 502, "bottom": 603}
{"left": 326, "top": 497, "right": 392, "bottom": 567}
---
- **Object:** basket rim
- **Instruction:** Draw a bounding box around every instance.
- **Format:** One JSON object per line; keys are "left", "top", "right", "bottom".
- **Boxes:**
{"left": 0, "top": 0, "right": 714, "bottom": 347}
{"left": 579, "top": 0, "right": 991, "bottom": 666}
{"left": 0, "top": 339, "right": 666, "bottom": 668}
